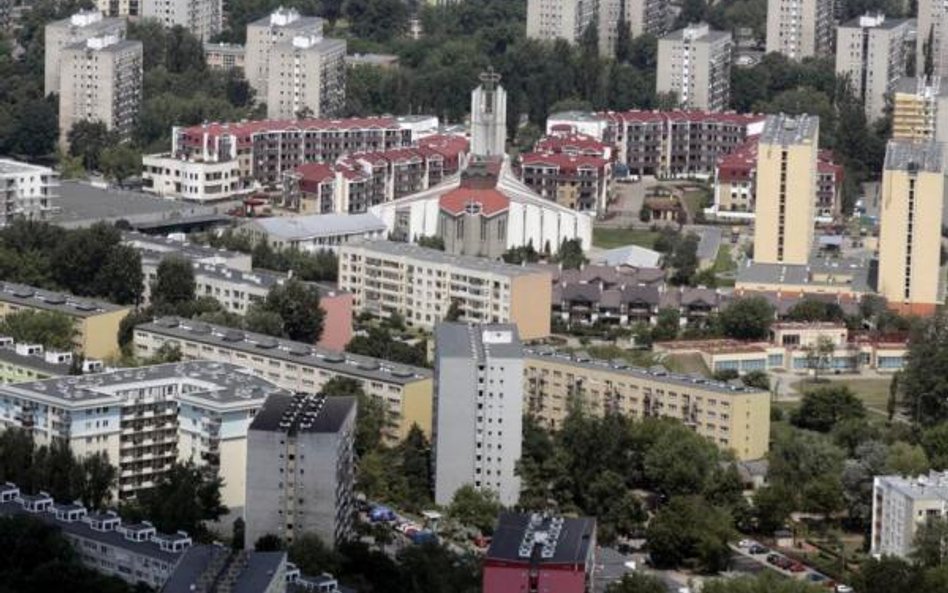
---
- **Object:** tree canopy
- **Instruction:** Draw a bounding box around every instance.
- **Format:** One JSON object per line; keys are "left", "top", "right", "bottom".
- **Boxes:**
{"left": 718, "top": 296, "right": 774, "bottom": 340}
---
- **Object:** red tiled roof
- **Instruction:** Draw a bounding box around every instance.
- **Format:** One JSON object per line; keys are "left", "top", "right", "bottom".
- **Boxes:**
{"left": 715, "top": 137, "right": 759, "bottom": 182}
{"left": 606, "top": 110, "right": 765, "bottom": 126}
{"left": 295, "top": 162, "right": 336, "bottom": 193}
{"left": 520, "top": 152, "right": 609, "bottom": 174}
{"left": 536, "top": 132, "right": 609, "bottom": 157}
{"left": 439, "top": 188, "right": 509, "bottom": 216}
{"left": 178, "top": 116, "right": 402, "bottom": 150}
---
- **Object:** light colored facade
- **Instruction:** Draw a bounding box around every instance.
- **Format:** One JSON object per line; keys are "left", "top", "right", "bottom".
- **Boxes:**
{"left": 0, "top": 361, "right": 285, "bottom": 510}
{"left": 142, "top": 0, "right": 221, "bottom": 41}
{"left": 766, "top": 0, "right": 834, "bottom": 60}
{"left": 58, "top": 34, "right": 142, "bottom": 149}
{"left": 526, "top": 0, "right": 668, "bottom": 58}
{"left": 599, "top": 0, "right": 669, "bottom": 57}
{"left": 871, "top": 471, "right": 948, "bottom": 558}
{"left": 918, "top": 0, "right": 948, "bottom": 78}
{"left": 434, "top": 323, "right": 522, "bottom": 506}
{"left": 470, "top": 71, "right": 507, "bottom": 157}
{"left": 525, "top": 0, "right": 597, "bottom": 48}
{"left": 204, "top": 42, "right": 245, "bottom": 71}
{"left": 245, "top": 394, "right": 355, "bottom": 549}
{"left": 0, "top": 159, "right": 59, "bottom": 227}
{"left": 835, "top": 15, "right": 913, "bottom": 121}
{"left": 44, "top": 10, "right": 127, "bottom": 97}
{"left": 523, "top": 349, "right": 771, "bottom": 460}
{"left": 0, "top": 339, "right": 103, "bottom": 383}
{"left": 0, "top": 281, "right": 130, "bottom": 359}
{"left": 133, "top": 317, "right": 434, "bottom": 442}
{"left": 891, "top": 76, "right": 948, "bottom": 143}
{"left": 266, "top": 34, "right": 346, "bottom": 120}
{"left": 657, "top": 23, "right": 732, "bottom": 112}
{"left": 878, "top": 140, "right": 945, "bottom": 315}
{"left": 141, "top": 153, "right": 248, "bottom": 202}
{"left": 337, "top": 240, "right": 553, "bottom": 340}
{"left": 96, "top": 0, "right": 139, "bottom": 16}
{"left": 753, "top": 114, "right": 819, "bottom": 266}
{"left": 245, "top": 7, "right": 324, "bottom": 101}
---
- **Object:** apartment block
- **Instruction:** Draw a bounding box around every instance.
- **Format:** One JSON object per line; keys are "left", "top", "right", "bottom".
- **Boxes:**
{"left": 96, "top": 0, "right": 139, "bottom": 16}
{"left": 835, "top": 15, "right": 912, "bottom": 121}
{"left": 434, "top": 323, "right": 523, "bottom": 506}
{"left": 0, "top": 159, "right": 59, "bottom": 227}
{"left": 142, "top": 0, "right": 221, "bottom": 41}
{"left": 526, "top": 0, "right": 668, "bottom": 58}
{"left": 245, "top": 7, "right": 324, "bottom": 100}
{"left": 245, "top": 393, "right": 356, "bottom": 549}
{"left": 525, "top": 0, "right": 597, "bottom": 48}
{"left": 0, "top": 339, "right": 103, "bottom": 383}
{"left": 266, "top": 34, "right": 346, "bottom": 120}
{"left": 518, "top": 151, "right": 611, "bottom": 213}
{"left": 918, "top": 0, "right": 948, "bottom": 78}
{"left": 877, "top": 140, "right": 945, "bottom": 315}
{"left": 753, "top": 114, "right": 819, "bottom": 266}
{"left": 58, "top": 34, "right": 142, "bottom": 149}
{"left": 44, "top": 10, "right": 127, "bottom": 96}
{"left": 133, "top": 317, "right": 434, "bottom": 442}
{"left": 523, "top": 349, "right": 771, "bottom": 460}
{"left": 871, "top": 471, "right": 948, "bottom": 558}
{"left": 0, "top": 282, "right": 130, "bottom": 358}
{"left": 204, "top": 42, "right": 245, "bottom": 71}
{"left": 657, "top": 23, "right": 732, "bottom": 112}
{"left": 0, "top": 361, "right": 286, "bottom": 510}
{"left": 337, "top": 240, "right": 553, "bottom": 340}
{"left": 766, "top": 0, "right": 834, "bottom": 59}
{"left": 141, "top": 153, "right": 248, "bottom": 202}
{"left": 891, "top": 77, "right": 948, "bottom": 143}
{"left": 598, "top": 0, "right": 669, "bottom": 57}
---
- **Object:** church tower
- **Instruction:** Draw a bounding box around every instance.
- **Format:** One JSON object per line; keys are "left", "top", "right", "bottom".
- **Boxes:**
{"left": 470, "top": 69, "right": 507, "bottom": 157}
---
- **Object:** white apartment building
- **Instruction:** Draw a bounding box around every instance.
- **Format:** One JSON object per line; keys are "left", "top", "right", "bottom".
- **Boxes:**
{"left": 657, "top": 23, "right": 732, "bottom": 112}
{"left": 132, "top": 317, "right": 434, "bottom": 442}
{"left": 433, "top": 323, "right": 523, "bottom": 507}
{"left": 142, "top": 0, "right": 221, "bottom": 41}
{"left": 871, "top": 471, "right": 948, "bottom": 558}
{"left": 0, "top": 361, "right": 286, "bottom": 512}
{"left": 266, "top": 33, "right": 346, "bottom": 119}
{"left": 96, "top": 0, "right": 139, "bottom": 17}
{"left": 44, "top": 10, "right": 127, "bottom": 96}
{"left": 526, "top": 0, "right": 668, "bottom": 58}
{"left": 0, "top": 159, "right": 59, "bottom": 227}
{"left": 766, "top": 0, "right": 834, "bottom": 60}
{"left": 244, "top": 393, "right": 356, "bottom": 549}
{"left": 58, "top": 34, "right": 142, "bottom": 149}
{"left": 919, "top": 0, "right": 948, "bottom": 78}
{"left": 141, "top": 153, "right": 250, "bottom": 202}
{"left": 835, "top": 14, "right": 912, "bottom": 121}
{"left": 337, "top": 240, "right": 553, "bottom": 340}
{"left": 525, "top": 0, "right": 598, "bottom": 47}
{"left": 245, "top": 7, "right": 325, "bottom": 101}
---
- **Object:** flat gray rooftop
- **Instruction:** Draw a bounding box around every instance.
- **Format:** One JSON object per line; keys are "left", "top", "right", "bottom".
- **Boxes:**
{"left": 436, "top": 322, "right": 522, "bottom": 361}
{"left": 244, "top": 212, "right": 385, "bottom": 240}
{"left": 0, "top": 347, "right": 69, "bottom": 376}
{"left": 250, "top": 393, "right": 355, "bottom": 434}
{"left": 0, "top": 281, "right": 128, "bottom": 317}
{"left": 894, "top": 75, "right": 948, "bottom": 96}
{"left": 344, "top": 239, "right": 548, "bottom": 278}
{"left": 138, "top": 317, "right": 431, "bottom": 385}
{"left": 876, "top": 472, "right": 948, "bottom": 502}
{"left": 163, "top": 545, "right": 286, "bottom": 593}
{"left": 736, "top": 256, "right": 871, "bottom": 292}
{"left": 885, "top": 140, "right": 944, "bottom": 173}
{"left": 124, "top": 231, "right": 248, "bottom": 264}
{"left": 0, "top": 360, "right": 289, "bottom": 408}
{"left": 0, "top": 159, "right": 52, "bottom": 176}
{"left": 759, "top": 113, "right": 819, "bottom": 146}
{"left": 54, "top": 181, "right": 219, "bottom": 229}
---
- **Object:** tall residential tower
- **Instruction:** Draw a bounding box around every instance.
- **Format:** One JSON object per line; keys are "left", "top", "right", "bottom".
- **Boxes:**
{"left": 766, "top": 0, "right": 834, "bottom": 60}
{"left": 656, "top": 23, "right": 732, "bottom": 112}
{"left": 44, "top": 10, "right": 127, "bottom": 96}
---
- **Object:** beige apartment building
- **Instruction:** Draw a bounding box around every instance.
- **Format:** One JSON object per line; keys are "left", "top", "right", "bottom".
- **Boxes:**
{"left": 526, "top": 0, "right": 668, "bottom": 57}
{"left": 657, "top": 23, "right": 732, "bottom": 112}
{"left": 337, "top": 240, "right": 553, "bottom": 340}
{"left": 245, "top": 7, "right": 324, "bottom": 101}
{"left": 753, "top": 114, "right": 819, "bottom": 266}
{"left": 523, "top": 349, "right": 770, "bottom": 460}
{"left": 891, "top": 77, "right": 948, "bottom": 143}
{"left": 142, "top": 0, "right": 221, "bottom": 41}
{"left": 266, "top": 34, "right": 346, "bottom": 119}
{"left": 133, "top": 317, "right": 434, "bottom": 442}
{"left": 878, "top": 140, "right": 945, "bottom": 315}
{"left": 766, "top": 0, "right": 834, "bottom": 60}
{"left": 835, "top": 15, "right": 912, "bottom": 121}
{"left": 44, "top": 10, "right": 126, "bottom": 97}
{"left": 871, "top": 471, "right": 948, "bottom": 558}
{"left": 918, "top": 0, "right": 948, "bottom": 78}
{"left": 58, "top": 34, "right": 142, "bottom": 149}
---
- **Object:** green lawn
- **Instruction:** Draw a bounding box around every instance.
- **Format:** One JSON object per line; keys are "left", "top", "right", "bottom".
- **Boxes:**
{"left": 663, "top": 352, "right": 711, "bottom": 376}
{"left": 682, "top": 189, "right": 711, "bottom": 219}
{"left": 792, "top": 378, "right": 893, "bottom": 413}
{"left": 713, "top": 244, "right": 737, "bottom": 274}
{"left": 592, "top": 227, "right": 661, "bottom": 249}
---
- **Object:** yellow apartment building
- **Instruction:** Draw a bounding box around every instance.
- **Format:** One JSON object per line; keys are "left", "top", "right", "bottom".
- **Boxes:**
{"left": 753, "top": 114, "right": 819, "bottom": 265}
{"left": 878, "top": 141, "right": 945, "bottom": 315}
{"left": 523, "top": 350, "right": 771, "bottom": 460}
{"left": 891, "top": 77, "right": 948, "bottom": 142}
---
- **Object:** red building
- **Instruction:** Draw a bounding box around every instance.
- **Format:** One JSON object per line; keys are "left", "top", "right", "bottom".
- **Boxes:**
{"left": 483, "top": 513, "right": 596, "bottom": 593}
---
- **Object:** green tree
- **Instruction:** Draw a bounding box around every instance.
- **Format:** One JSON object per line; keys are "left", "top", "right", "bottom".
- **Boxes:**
{"left": 132, "top": 462, "right": 227, "bottom": 537}
{"left": 556, "top": 238, "right": 587, "bottom": 269}
{"left": 922, "top": 422, "right": 948, "bottom": 470}
{"left": 791, "top": 385, "right": 866, "bottom": 432}
{"left": 67, "top": 121, "right": 115, "bottom": 171}
{"left": 254, "top": 534, "right": 284, "bottom": 551}
{"left": 288, "top": 532, "right": 341, "bottom": 576}
{"left": 853, "top": 555, "right": 923, "bottom": 593}
{"left": 446, "top": 484, "right": 501, "bottom": 535}
{"left": 752, "top": 484, "right": 795, "bottom": 533}
{"left": 151, "top": 256, "right": 196, "bottom": 313}
{"left": 786, "top": 298, "right": 845, "bottom": 322}
{"left": 346, "top": 327, "right": 428, "bottom": 367}
{"left": 243, "top": 308, "right": 285, "bottom": 337}
{"left": 100, "top": 145, "right": 142, "bottom": 187}
{"left": 718, "top": 296, "right": 774, "bottom": 340}
{"left": 606, "top": 573, "right": 667, "bottom": 593}
{"left": 913, "top": 516, "right": 948, "bottom": 568}
{"left": 346, "top": 0, "right": 408, "bottom": 42}
{"left": 399, "top": 424, "right": 433, "bottom": 505}
{"left": 741, "top": 370, "right": 770, "bottom": 390}
{"left": 886, "top": 441, "right": 930, "bottom": 476}
{"left": 259, "top": 279, "right": 324, "bottom": 343}
{"left": 701, "top": 573, "right": 826, "bottom": 593}
{"left": 900, "top": 313, "right": 948, "bottom": 425}
{"left": 643, "top": 423, "right": 719, "bottom": 496}
{"left": 97, "top": 244, "right": 145, "bottom": 305}
{"left": 646, "top": 495, "right": 734, "bottom": 572}
{"left": 651, "top": 307, "right": 680, "bottom": 341}
{"left": 0, "top": 309, "right": 76, "bottom": 350}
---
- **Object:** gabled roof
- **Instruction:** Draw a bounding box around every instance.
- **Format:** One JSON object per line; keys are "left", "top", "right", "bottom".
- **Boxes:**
{"left": 439, "top": 188, "right": 509, "bottom": 217}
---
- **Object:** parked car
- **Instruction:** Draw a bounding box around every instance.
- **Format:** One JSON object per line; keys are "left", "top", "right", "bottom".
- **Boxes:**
{"left": 738, "top": 539, "right": 756, "bottom": 548}
{"left": 789, "top": 562, "right": 806, "bottom": 573}
{"left": 749, "top": 545, "right": 769, "bottom": 555}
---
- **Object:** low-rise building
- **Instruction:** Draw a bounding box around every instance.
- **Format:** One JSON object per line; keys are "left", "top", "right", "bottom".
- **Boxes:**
{"left": 735, "top": 256, "right": 872, "bottom": 299}
{"left": 338, "top": 240, "right": 553, "bottom": 340}
{"left": 871, "top": 471, "right": 948, "bottom": 558}
{"left": 163, "top": 544, "right": 288, "bottom": 593}
{"left": 237, "top": 213, "right": 387, "bottom": 253}
{"left": 0, "top": 361, "right": 288, "bottom": 510}
{"left": 0, "top": 339, "right": 104, "bottom": 383}
{"left": 133, "top": 317, "right": 433, "bottom": 441}
{"left": 483, "top": 512, "right": 596, "bottom": 593}
{"left": 551, "top": 265, "right": 665, "bottom": 327}
{"left": 123, "top": 230, "right": 252, "bottom": 271}
{"left": 345, "top": 53, "right": 399, "bottom": 68}
{"left": 204, "top": 42, "right": 245, "bottom": 70}
{"left": 524, "top": 348, "right": 771, "bottom": 460}
{"left": 0, "top": 159, "right": 59, "bottom": 227}
{"left": 141, "top": 154, "right": 249, "bottom": 202}
{"left": 0, "top": 282, "right": 130, "bottom": 358}
{"left": 245, "top": 393, "right": 356, "bottom": 549}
